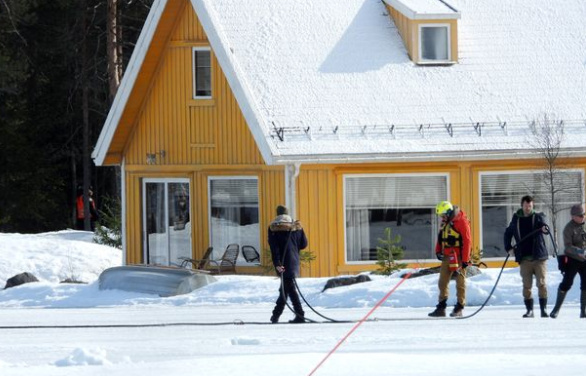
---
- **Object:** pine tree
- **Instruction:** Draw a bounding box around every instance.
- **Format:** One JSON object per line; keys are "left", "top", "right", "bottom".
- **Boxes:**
{"left": 374, "top": 228, "right": 407, "bottom": 276}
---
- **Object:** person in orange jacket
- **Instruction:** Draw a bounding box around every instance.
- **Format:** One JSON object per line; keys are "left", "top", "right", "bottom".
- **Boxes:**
{"left": 428, "top": 201, "right": 472, "bottom": 318}
{"left": 76, "top": 185, "right": 99, "bottom": 231}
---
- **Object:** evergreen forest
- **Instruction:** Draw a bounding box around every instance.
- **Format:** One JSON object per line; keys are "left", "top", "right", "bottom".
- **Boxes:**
{"left": 0, "top": 0, "right": 154, "bottom": 232}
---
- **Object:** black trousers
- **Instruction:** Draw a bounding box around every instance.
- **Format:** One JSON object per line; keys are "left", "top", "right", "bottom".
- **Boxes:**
{"left": 272, "top": 277, "right": 304, "bottom": 318}
{"left": 559, "top": 257, "right": 586, "bottom": 291}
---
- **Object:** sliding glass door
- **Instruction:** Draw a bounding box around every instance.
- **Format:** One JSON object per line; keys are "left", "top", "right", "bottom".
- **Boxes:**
{"left": 143, "top": 179, "right": 191, "bottom": 266}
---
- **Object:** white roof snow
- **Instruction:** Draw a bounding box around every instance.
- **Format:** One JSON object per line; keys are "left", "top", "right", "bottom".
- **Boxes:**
{"left": 384, "top": 0, "right": 460, "bottom": 19}
{"left": 189, "top": 0, "right": 586, "bottom": 163}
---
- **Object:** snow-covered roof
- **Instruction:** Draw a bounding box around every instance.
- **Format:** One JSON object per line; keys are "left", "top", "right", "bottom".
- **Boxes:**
{"left": 94, "top": 0, "right": 586, "bottom": 166}
{"left": 384, "top": 0, "right": 460, "bottom": 19}
{"left": 190, "top": 0, "right": 586, "bottom": 164}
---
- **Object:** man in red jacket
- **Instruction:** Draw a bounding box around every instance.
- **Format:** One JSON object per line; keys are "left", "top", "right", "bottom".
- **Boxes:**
{"left": 428, "top": 201, "right": 472, "bottom": 318}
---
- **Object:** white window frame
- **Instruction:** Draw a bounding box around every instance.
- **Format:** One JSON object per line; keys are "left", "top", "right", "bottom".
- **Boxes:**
{"left": 343, "top": 172, "right": 450, "bottom": 264}
{"left": 142, "top": 178, "right": 191, "bottom": 266}
{"left": 207, "top": 176, "right": 260, "bottom": 265}
{"left": 418, "top": 23, "right": 451, "bottom": 64}
{"left": 478, "top": 169, "right": 585, "bottom": 260}
{"left": 192, "top": 46, "right": 212, "bottom": 99}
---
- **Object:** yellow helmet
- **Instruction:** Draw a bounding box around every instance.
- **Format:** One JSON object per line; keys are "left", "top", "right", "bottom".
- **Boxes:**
{"left": 436, "top": 201, "right": 453, "bottom": 216}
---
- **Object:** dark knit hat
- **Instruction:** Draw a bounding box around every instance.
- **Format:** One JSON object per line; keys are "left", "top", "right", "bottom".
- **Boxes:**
{"left": 570, "top": 204, "right": 585, "bottom": 216}
{"left": 276, "top": 205, "right": 289, "bottom": 215}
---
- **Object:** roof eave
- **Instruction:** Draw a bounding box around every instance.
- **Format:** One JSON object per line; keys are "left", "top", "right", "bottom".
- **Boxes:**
{"left": 272, "top": 148, "right": 586, "bottom": 165}
{"left": 383, "top": 0, "right": 461, "bottom": 20}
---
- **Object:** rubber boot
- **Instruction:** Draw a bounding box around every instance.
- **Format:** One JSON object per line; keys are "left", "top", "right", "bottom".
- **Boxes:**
{"left": 289, "top": 315, "right": 306, "bottom": 324}
{"left": 580, "top": 290, "right": 586, "bottom": 319}
{"left": 539, "top": 298, "right": 549, "bottom": 318}
{"left": 450, "top": 303, "right": 464, "bottom": 318}
{"left": 270, "top": 305, "right": 284, "bottom": 324}
{"left": 522, "top": 299, "right": 534, "bottom": 318}
{"left": 290, "top": 293, "right": 305, "bottom": 323}
{"left": 549, "top": 290, "right": 567, "bottom": 319}
{"left": 428, "top": 299, "right": 447, "bottom": 317}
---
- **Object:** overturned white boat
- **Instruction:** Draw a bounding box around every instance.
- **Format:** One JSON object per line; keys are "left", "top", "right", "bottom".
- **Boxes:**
{"left": 99, "top": 265, "right": 217, "bottom": 297}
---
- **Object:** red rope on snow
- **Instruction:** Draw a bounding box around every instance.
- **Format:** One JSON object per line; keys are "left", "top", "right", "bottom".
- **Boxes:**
{"left": 307, "top": 271, "right": 413, "bottom": 376}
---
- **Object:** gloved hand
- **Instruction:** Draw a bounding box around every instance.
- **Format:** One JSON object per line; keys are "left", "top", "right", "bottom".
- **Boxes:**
{"left": 461, "top": 261, "right": 468, "bottom": 269}
{"left": 507, "top": 249, "right": 515, "bottom": 257}
{"left": 276, "top": 265, "right": 285, "bottom": 274}
{"left": 436, "top": 253, "right": 443, "bottom": 261}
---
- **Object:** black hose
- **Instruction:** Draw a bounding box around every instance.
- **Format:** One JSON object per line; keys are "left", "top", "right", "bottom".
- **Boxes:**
{"left": 457, "top": 225, "right": 555, "bottom": 319}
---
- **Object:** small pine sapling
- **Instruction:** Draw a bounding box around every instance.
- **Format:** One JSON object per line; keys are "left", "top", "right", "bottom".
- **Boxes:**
{"left": 374, "top": 227, "right": 407, "bottom": 276}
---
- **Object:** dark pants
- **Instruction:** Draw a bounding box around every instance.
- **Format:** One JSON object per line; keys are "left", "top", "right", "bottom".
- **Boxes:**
{"left": 559, "top": 257, "right": 586, "bottom": 292}
{"left": 76, "top": 219, "right": 95, "bottom": 231}
{"left": 272, "top": 277, "right": 304, "bottom": 318}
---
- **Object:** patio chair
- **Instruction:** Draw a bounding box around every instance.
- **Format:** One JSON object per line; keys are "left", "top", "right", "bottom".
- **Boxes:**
{"left": 178, "top": 247, "right": 214, "bottom": 270}
{"left": 242, "top": 245, "right": 260, "bottom": 263}
{"left": 208, "top": 244, "right": 240, "bottom": 275}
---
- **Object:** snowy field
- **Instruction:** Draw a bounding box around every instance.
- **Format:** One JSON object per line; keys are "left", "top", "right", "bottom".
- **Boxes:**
{"left": 1, "top": 231, "right": 586, "bottom": 376}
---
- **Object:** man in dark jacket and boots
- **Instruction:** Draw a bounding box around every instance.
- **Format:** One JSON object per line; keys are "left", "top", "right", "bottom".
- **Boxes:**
{"left": 428, "top": 201, "right": 472, "bottom": 318}
{"left": 269, "top": 205, "right": 308, "bottom": 324}
{"left": 550, "top": 204, "right": 586, "bottom": 318}
{"left": 504, "top": 195, "right": 550, "bottom": 318}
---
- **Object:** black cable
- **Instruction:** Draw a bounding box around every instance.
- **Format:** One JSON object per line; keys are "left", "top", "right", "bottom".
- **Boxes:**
{"left": 292, "top": 277, "right": 352, "bottom": 323}
{"left": 0, "top": 319, "right": 357, "bottom": 330}
{"left": 457, "top": 226, "right": 554, "bottom": 319}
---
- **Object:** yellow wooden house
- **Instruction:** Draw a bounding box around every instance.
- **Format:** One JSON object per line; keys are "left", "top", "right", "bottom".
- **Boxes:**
{"left": 93, "top": 0, "right": 586, "bottom": 277}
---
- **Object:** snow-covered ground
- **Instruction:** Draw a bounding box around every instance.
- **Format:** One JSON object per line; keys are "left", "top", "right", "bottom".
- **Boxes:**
{"left": 1, "top": 231, "right": 585, "bottom": 375}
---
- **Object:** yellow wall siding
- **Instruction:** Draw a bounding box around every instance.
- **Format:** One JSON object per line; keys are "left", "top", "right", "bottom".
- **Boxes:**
{"left": 123, "top": 155, "right": 586, "bottom": 276}
{"left": 387, "top": 5, "right": 413, "bottom": 58}
{"left": 125, "top": 172, "right": 143, "bottom": 264}
{"left": 296, "top": 167, "right": 339, "bottom": 277}
{"left": 171, "top": 1, "right": 207, "bottom": 42}
{"left": 123, "top": 2, "right": 264, "bottom": 167}
{"left": 259, "top": 169, "right": 286, "bottom": 265}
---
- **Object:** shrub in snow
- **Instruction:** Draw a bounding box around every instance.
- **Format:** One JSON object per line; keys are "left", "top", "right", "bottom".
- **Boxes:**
{"left": 94, "top": 195, "right": 122, "bottom": 249}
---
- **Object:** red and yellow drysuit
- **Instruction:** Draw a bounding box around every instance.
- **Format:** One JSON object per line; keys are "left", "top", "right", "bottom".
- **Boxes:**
{"left": 434, "top": 208, "right": 472, "bottom": 306}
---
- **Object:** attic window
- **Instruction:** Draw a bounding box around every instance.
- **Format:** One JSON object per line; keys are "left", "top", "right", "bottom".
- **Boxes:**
{"left": 192, "top": 47, "right": 212, "bottom": 98}
{"left": 419, "top": 24, "right": 450, "bottom": 63}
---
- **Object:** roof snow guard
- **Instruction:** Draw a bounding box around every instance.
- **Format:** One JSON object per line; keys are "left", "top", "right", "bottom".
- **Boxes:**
{"left": 384, "top": 0, "right": 460, "bottom": 19}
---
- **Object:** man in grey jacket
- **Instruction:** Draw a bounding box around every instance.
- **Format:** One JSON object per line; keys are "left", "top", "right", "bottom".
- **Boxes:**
{"left": 550, "top": 204, "right": 586, "bottom": 318}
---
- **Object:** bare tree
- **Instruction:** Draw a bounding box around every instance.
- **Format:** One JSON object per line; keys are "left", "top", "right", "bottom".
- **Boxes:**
{"left": 107, "top": 0, "right": 123, "bottom": 102}
{"left": 528, "top": 114, "right": 583, "bottom": 246}
{"left": 106, "top": 0, "right": 123, "bottom": 198}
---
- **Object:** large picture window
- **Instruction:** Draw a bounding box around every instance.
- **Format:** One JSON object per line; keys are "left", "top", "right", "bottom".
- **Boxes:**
{"left": 344, "top": 174, "right": 448, "bottom": 262}
{"left": 480, "top": 170, "right": 584, "bottom": 258}
{"left": 209, "top": 177, "right": 260, "bottom": 265}
{"left": 192, "top": 47, "right": 212, "bottom": 98}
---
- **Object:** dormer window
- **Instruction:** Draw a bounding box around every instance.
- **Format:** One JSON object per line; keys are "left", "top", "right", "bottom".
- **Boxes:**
{"left": 192, "top": 47, "right": 212, "bottom": 98}
{"left": 384, "top": 0, "right": 460, "bottom": 65}
{"left": 419, "top": 24, "right": 451, "bottom": 63}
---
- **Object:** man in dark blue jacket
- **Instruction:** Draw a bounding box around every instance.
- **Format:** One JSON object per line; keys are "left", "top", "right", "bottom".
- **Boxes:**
{"left": 269, "top": 205, "right": 308, "bottom": 324}
{"left": 504, "top": 195, "right": 550, "bottom": 318}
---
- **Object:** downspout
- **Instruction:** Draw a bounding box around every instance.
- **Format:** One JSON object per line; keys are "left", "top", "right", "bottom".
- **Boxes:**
{"left": 285, "top": 163, "right": 301, "bottom": 220}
